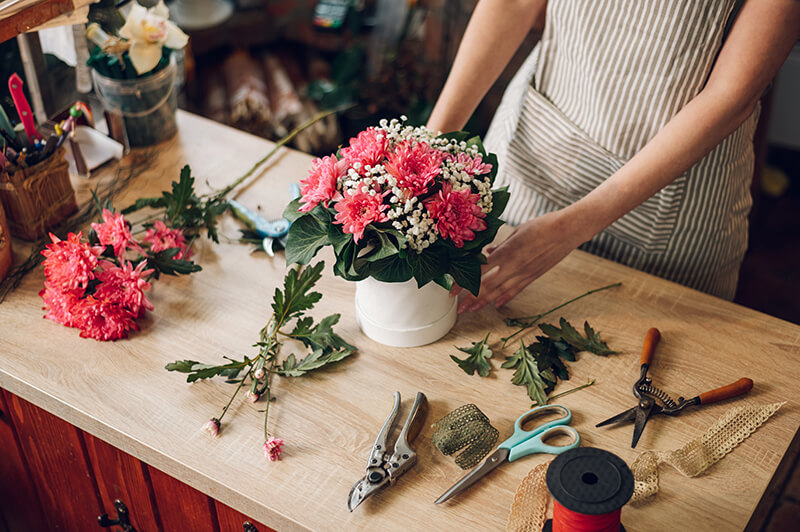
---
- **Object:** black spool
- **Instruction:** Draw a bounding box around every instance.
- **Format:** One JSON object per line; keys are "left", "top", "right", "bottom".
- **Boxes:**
{"left": 542, "top": 447, "right": 634, "bottom": 532}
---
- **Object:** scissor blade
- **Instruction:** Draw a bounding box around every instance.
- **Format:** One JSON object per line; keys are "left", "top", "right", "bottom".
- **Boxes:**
{"left": 434, "top": 448, "right": 510, "bottom": 504}
{"left": 347, "top": 474, "right": 389, "bottom": 511}
{"left": 595, "top": 406, "right": 638, "bottom": 427}
{"left": 631, "top": 403, "right": 654, "bottom": 448}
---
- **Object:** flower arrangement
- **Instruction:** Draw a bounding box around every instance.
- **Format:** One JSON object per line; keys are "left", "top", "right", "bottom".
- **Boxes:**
{"left": 284, "top": 118, "right": 509, "bottom": 295}
{"left": 86, "top": 1, "right": 188, "bottom": 77}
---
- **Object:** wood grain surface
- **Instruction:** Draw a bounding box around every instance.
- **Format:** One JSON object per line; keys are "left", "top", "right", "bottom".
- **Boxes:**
{"left": 0, "top": 112, "right": 798, "bottom": 531}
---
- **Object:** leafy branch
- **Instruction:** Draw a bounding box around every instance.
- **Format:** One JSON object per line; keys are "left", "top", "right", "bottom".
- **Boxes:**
{"left": 166, "top": 261, "right": 356, "bottom": 447}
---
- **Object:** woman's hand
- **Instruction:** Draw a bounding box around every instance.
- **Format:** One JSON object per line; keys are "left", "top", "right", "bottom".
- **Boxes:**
{"left": 453, "top": 209, "right": 586, "bottom": 313}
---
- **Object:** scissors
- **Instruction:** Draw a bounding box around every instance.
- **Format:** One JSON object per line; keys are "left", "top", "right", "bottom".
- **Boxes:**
{"left": 435, "top": 404, "right": 580, "bottom": 504}
{"left": 228, "top": 183, "right": 300, "bottom": 256}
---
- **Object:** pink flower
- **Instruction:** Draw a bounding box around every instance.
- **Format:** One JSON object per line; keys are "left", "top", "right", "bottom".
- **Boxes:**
{"left": 425, "top": 183, "right": 487, "bottom": 247}
{"left": 263, "top": 436, "right": 285, "bottom": 462}
{"left": 71, "top": 296, "right": 139, "bottom": 341}
{"left": 333, "top": 189, "right": 390, "bottom": 243}
{"left": 340, "top": 128, "right": 389, "bottom": 170}
{"left": 94, "top": 260, "right": 154, "bottom": 318}
{"left": 40, "top": 232, "right": 101, "bottom": 293}
{"left": 383, "top": 141, "right": 443, "bottom": 198}
{"left": 246, "top": 390, "right": 260, "bottom": 403}
{"left": 299, "top": 155, "right": 347, "bottom": 213}
{"left": 253, "top": 367, "right": 266, "bottom": 379}
{"left": 452, "top": 152, "right": 492, "bottom": 176}
{"left": 40, "top": 283, "right": 83, "bottom": 327}
{"left": 143, "top": 220, "right": 192, "bottom": 259}
{"left": 91, "top": 209, "right": 136, "bottom": 258}
{"left": 203, "top": 418, "right": 221, "bottom": 437}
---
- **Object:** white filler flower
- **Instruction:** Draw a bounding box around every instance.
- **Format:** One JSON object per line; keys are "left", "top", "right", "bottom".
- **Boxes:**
{"left": 120, "top": 1, "right": 188, "bottom": 75}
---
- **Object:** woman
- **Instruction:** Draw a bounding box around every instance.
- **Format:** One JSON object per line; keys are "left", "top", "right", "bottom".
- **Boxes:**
{"left": 427, "top": 0, "right": 800, "bottom": 313}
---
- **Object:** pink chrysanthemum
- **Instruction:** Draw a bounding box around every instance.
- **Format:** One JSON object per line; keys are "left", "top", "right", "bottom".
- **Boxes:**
{"left": 299, "top": 155, "right": 348, "bottom": 213}
{"left": 71, "top": 296, "right": 139, "bottom": 341}
{"left": 41, "top": 232, "right": 102, "bottom": 293}
{"left": 94, "top": 260, "right": 154, "bottom": 319}
{"left": 340, "top": 128, "right": 389, "bottom": 170}
{"left": 143, "top": 220, "right": 192, "bottom": 259}
{"left": 263, "top": 436, "right": 285, "bottom": 462}
{"left": 91, "top": 209, "right": 136, "bottom": 258}
{"left": 333, "top": 189, "right": 390, "bottom": 243}
{"left": 40, "top": 283, "right": 83, "bottom": 327}
{"left": 452, "top": 152, "right": 493, "bottom": 176}
{"left": 383, "top": 141, "right": 443, "bottom": 198}
{"left": 424, "top": 183, "right": 487, "bottom": 247}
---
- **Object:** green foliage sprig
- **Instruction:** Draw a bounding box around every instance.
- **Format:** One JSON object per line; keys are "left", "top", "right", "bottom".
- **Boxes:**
{"left": 166, "top": 262, "right": 356, "bottom": 444}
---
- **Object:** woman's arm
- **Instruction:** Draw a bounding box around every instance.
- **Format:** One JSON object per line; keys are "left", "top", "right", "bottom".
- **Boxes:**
{"left": 426, "top": 0, "right": 547, "bottom": 133}
{"left": 459, "top": 0, "right": 800, "bottom": 313}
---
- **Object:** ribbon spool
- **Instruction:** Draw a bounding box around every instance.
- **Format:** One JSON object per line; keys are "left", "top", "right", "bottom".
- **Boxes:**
{"left": 543, "top": 447, "right": 634, "bottom": 532}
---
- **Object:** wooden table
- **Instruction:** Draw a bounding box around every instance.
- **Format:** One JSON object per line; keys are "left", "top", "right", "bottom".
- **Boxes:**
{"left": 1, "top": 111, "right": 798, "bottom": 531}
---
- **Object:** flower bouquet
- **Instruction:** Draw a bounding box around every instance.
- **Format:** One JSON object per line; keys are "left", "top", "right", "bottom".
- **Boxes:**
{"left": 85, "top": 1, "right": 188, "bottom": 146}
{"left": 284, "top": 118, "right": 509, "bottom": 346}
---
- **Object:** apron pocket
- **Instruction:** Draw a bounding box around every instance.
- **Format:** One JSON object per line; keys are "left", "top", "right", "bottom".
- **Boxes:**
{"left": 505, "top": 85, "right": 686, "bottom": 254}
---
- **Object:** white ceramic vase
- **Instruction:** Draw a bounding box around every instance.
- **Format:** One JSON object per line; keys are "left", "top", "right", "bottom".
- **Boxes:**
{"left": 354, "top": 276, "right": 457, "bottom": 347}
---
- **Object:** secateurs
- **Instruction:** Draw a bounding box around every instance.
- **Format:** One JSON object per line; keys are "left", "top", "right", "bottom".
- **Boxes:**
{"left": 348, "top": 391, "right": 427, "bottom": 511}
{"left": 228, "top": 183, "right": 300, "bottom": 256}
{"left": 596, "top": 328, "right": 753, "bottom": 448}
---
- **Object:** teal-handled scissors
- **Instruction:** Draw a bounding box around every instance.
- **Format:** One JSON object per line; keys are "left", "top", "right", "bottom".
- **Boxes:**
{"left": 434, "top": 404, "right": 580, "bottom": 504}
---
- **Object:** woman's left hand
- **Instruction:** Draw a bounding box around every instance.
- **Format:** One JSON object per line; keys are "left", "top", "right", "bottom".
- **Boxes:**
{"left": 453, "top": 209, "right": 586, "bottom": 313}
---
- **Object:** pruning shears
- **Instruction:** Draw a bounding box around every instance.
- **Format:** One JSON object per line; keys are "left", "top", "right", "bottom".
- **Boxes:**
{"left": 596, "top": 328, "right": 754, "bottom": 448}
{"left": 228, "top": 183, "right": 300, "bottom": 256}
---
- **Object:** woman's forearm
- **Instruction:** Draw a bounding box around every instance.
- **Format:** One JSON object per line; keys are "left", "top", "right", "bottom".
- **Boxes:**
{"left": 427, "top": 0, "right": 546, "bottom": 133}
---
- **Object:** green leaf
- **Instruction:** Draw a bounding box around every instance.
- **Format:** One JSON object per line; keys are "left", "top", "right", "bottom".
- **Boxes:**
{"left": 165, "top": 358, "right": 250, "bottom": 383}
{"left": 505, "top": 341, "right": 549, "bottom": 406}
{"left": 121, "top": 196, "right": 168, "bottom": 215}
{"left": 361, "top": 229, "right": 400, "bottom": 263}
{"left": 583, "top": 322, "right": 619, "bottom": 356}
{"left": 489, "top": 187, "right": 510, "bottom": 218}
{"left": 285, "top": 215, "right": 329, "bottom": 265}
{"left": 539, "top": 318, "right": 589, "bottom": 351}
{"left": 327, "top": 224, "right": 352, "bottom": 256}
{"left": 166, "top": 165, "right": 195, "bottom": 222}
{"left": 433, "top": 274, "right": 454, "bottom": 291}
{"left": 408, "top": 244, "right": 448, "bottom": 287}
{"left": 272, "top": 262, "right": 324, "bottom": 321}
{"left": 283, "top": 197, "right": 304, "bottom": 223}
{"left": 450, "top": 333, "right": 493, "bottom": 377}
{"left": 368, "top": 254, "right": 414, "bottom": 283}
{"left": 449, "top": 254, "right": 482, "bottom": 297}
{"left": 148, "top": 248, "right": 202, "bottom": 277}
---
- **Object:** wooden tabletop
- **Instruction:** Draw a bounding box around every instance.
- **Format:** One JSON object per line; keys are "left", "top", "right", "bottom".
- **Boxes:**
{"left": 1, "top": 111, "right": 798, "bottom": 531}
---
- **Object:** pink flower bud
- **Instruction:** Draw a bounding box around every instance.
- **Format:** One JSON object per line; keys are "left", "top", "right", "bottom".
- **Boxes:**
{"left": 254, "top": 368, "right": 266, "bottom": 379}
{"left": 203, "top": 418, "right": 220, "bottom": 437}
{"left": 246, "top": 390, "right": 260, "bottom": 403}
{"left": 263, "top": 436, "right": 285, "bottom": 462}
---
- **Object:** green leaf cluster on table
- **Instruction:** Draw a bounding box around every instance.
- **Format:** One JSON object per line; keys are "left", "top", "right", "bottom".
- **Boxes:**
{"left": 282, "top": 133, "right": 509, "bottom": 296}
{"left": 165, "top": 262, "right": 356, "bottom": 439}
{"left": 450, "top": 333, "right": 493, "bottom": 377}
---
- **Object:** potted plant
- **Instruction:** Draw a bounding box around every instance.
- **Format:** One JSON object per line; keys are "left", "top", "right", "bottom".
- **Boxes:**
{"left": 284, "top": 117, "right": 509, "bottom": 347}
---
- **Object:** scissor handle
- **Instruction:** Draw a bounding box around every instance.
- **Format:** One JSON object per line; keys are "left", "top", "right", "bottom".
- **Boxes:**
{"left": 499, "top": 405, "right": 579, "bottom": 461}
{"left": 507, "top": 425, "right": 580, "bottom": 461}
{"left": 641, "top": 328, "right": 661, "bottom": 367}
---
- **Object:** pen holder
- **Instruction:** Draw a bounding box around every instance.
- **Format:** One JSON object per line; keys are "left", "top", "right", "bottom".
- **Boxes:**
{"left": 0, "top": 147, "right": 78, "bottom": 241}
{"left": 0, "top": 201, "right": 12, "bottom": 281}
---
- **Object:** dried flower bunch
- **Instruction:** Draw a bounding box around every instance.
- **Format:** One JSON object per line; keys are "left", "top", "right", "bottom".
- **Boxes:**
{"left": 284, "top": 117, "right": 509, "bottom": 296}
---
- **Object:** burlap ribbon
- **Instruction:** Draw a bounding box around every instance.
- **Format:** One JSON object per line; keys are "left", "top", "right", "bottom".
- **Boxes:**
{"left": 506, "top": 402, "right": 784, "bottom": 531}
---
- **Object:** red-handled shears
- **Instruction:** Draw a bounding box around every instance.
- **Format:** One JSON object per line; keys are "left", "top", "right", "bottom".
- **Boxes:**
{"left": 8, "top": 73, "right": 41, "bottom": 145}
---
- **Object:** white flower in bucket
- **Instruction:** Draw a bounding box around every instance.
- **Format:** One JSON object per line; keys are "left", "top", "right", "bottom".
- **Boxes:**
{"left": 120, "top": 1, "right": 189, "bottom": 75}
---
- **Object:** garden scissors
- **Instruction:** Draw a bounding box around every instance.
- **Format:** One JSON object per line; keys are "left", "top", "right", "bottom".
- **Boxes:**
{"left": 435, "top": 404, "right": 580, "bottom": 504}
{"left": 596, "top": 328, "right": 754, "bottom": 448}
{"left": 228, "top": 183, "right": 300, "bottom": 256}
{"left": 348, "top": 391, "right": 427, "bottom": 511}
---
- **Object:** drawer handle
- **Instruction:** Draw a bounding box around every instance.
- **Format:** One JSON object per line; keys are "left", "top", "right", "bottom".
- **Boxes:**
{"left": 243, "top": 522, "right": 260, "bottom": 532}
{"left": 98, "top": 499, "right": 137, "bottom": 532}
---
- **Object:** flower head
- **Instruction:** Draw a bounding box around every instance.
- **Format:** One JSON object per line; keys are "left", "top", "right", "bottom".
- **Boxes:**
{"left": 94, "top": 260, "right": 154, "bottom": 318}
{"left": 39, "top": 283, "right": 83, "bottom": 327}
{"left": 253, "top": 367, "right": 266, "bottom": 380}
{"left": 71, "top": 296, "right": 139, "bottom": 341}
{"left": 246, "top": 390, "right": 260, "bottom": 403}
{"left": 203, "top": 418, "right": 221, "bottom": 438}
{"left": 143, "top": 220, "right": 192, "bottom": 260}
{"left": 263, "top": 436, "right": 285, "bottom": 462}
{"left": 91, "top": 209, "right": 136, "bottom": 258}
{"left": 383, "top": 141, "right": 443, "bottom": 198}
{"left": 41, "top": 232, "right": 101, "bottom": 293}
{"left": 333, "top": 189, "right": 390, "bottom": 243}
{"left": 299, "top": 155, "right": 347, "bottom": 213}
{"left": 340, "top": 128, "right": 389, "bottom": 170}
{"left": 425, "top": 182, "right": 487, "bottom": 247}
{"left": 119, "top": 1, "right": 188, "bottom": 75}
{"left": 452, "top": 152, "right": 493, "bottom": 177}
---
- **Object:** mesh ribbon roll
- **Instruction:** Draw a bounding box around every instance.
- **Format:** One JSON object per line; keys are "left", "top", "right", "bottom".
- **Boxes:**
{"left": 506, "top": 402, "right": 784, "bottom": 531}
{"left": 432, "top": 404, "right": 500, "bottom": 469}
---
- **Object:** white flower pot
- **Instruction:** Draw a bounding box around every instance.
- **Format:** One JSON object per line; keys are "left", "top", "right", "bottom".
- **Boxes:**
{"left": 354, "top": 277, "right": 457, "bottom": 347}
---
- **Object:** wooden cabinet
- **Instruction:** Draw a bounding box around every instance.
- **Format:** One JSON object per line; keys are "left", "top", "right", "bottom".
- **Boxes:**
{"left": 0, "top": 389, "right": 273, "bottom": 532}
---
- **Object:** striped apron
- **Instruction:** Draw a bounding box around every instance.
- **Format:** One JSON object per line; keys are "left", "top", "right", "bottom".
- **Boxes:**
{"left": 485, "top": 0, "right": 757, "bottom": 299}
